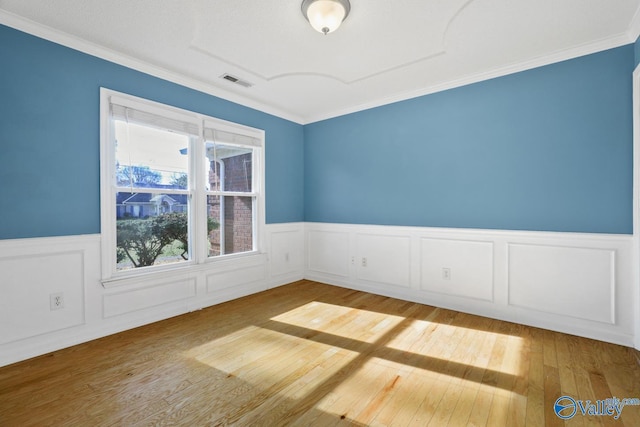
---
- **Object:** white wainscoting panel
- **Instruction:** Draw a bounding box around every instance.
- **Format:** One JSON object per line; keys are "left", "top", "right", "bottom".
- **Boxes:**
{"left": 356, "top": 233, "right": 411, "bottom": 287}
{"left": 508, "top": 243, "right": 615, "bottom": 324}
{"left": 104, "top": 278, "right": 197, "bottom": 318}
{"left": 206, "top": 255, "right": 267, "bottom": 293}
{"left": 0, "top": 250, "right": 85, "bottom": 344}
{"left": 307, "top": 230, "right": 350, "bottom": 278}
{"left": 0, "top": 222, "right": 634, "bottom": 366}
{"left": 269, "top": 224, "right": 305, "bottom": 280}
{"left": 420, "top": 238, "right": 494, "bottom": 302}
{"left": 304, "top": 222, "right": 634, "bottom": 347}
{"left": 0, "top": 222, "right": 305, "bottom": 367}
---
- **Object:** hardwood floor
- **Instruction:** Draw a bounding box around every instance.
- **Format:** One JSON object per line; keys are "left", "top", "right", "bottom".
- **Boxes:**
{"left": 1, "top": 280, "right": 640, "bottom": 426}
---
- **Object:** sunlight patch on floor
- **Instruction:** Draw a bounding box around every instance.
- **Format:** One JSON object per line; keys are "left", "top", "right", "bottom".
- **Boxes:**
{"left": 182, "top": 299, "right": 526, "bottom": 422}
{"left": 270, "top": 301, "right": 406, "bottom": 343}
{"left": 181, "top": 325, "right": 262, "bottom": 359}
{"left": 385, "top": 318, "right": 525, "bottom": 377}
{"left": 183, "top": 325, "right": 359, "bottom": 391}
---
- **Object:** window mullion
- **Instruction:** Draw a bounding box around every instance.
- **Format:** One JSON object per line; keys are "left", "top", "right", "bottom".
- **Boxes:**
{"left": 219, "top": 159, "right": 225, "bottom": 256}
{"left": 191, "top": 131, "right": 206, "bottom": 264}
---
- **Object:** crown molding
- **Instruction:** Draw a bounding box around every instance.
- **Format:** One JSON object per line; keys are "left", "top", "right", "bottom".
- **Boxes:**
{"left": 628, "top": 6, "right": 640, "bottom": 43}
{"left": 1, "top": 9, "right": 635, "bottom": 127}
{"left": 303, "top": 32, "right": 633, "bottom": 124}
{"left": 0, "top": 10, "right": 305, "bottom": 125}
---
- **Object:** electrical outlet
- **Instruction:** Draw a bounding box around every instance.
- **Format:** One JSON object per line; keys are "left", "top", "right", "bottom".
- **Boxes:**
{"left": 442, "top": 268, "right": 451, "bottom": 281}
{"left": 361, "top": 257, "right": 367, "bottom": 267}
{"left": 284, "top": 252, "right": 290, "bottom": 262}
{"left": 50, "top": 293, "right": 64, "bottom": 310}
{"left": 351, "top": 256, "right": 355, "bottom": 265}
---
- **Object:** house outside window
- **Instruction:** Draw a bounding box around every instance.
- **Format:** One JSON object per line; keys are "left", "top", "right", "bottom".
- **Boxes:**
{"left": 100, "top": 89, "right": 265, "bottom": 281}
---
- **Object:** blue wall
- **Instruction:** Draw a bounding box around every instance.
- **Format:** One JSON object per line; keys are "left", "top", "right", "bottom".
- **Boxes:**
{"left": 0, "top": 25, "right": 304, "bottom": 239}
{"left": 0, "top": 24, "right": 635, "bottom": 238}
{"left": 305, "top": 45, "right": 634, "bottom": 234}
{"left": 635, "top": 35, "right": 640, "bottom": 68}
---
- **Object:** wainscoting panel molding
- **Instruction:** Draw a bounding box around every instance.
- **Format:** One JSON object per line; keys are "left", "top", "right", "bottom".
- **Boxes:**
{"left": 268, "top": 224, "right": 305, "bottom": 281}
{"left": 103, "top": 278, "right": 198, "bottom": 318}
{"left": 356, "top": 233, "right": 412, "bottom": 288}
{"left": 0, "top": 223, "right": 305, "bottom": 367}
{"left": 508, "top": 243, "right": 615, "bottom": 324}
{"left": 420, "top": 237, "right": 494, "bottom": 302}
{"left": 0, "top": 249, "right": 86, "bottom": 345}
{"left": 304, "top": 222, "right": 634, "bottom": 347}
{"left": 0, "top": 222, "right": 633, "bottom": 366}
{"left": 206, "top": 257, "right": 266, "bottom": 293}
{"left": 307, "top": 230, "right": 350, "bottom": 278}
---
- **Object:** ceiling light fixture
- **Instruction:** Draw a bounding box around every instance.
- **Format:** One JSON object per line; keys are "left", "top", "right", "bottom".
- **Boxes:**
{"left": 301, "top": 0, "right": 351, "bottom": 35}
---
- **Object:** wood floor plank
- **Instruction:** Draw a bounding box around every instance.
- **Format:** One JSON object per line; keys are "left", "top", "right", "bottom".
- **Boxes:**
{"left": 486, "top": 393, "right": 510, "bottom": 427}
{"left": 371, "top": 366, "right": 433, "bottom": 426}
{"left": 426, "top": 380, "right": 464, "bottom": 426}
{"left": 1, "top": 280, "right": 639, "bottom": 426}
{"left": 543, "top": 365, "right": 564, "bottom": 427}
{"left": 406, "top": 377, "right": 448, "bottom": 426}
{"left": 348, "top": 370, "right": 404, "bottom": 425}
{"left": 466, "top": 389, "right": 494, "bottom": 427}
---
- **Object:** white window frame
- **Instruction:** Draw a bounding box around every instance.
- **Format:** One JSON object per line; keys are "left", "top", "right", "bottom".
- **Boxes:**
{"left": 99, "top": 88, "right": 265, "bottom": 284}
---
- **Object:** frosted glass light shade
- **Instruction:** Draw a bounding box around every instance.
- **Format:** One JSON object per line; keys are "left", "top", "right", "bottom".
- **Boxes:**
{"left": 302, "top": 0, "right": 351, "bottom": 35}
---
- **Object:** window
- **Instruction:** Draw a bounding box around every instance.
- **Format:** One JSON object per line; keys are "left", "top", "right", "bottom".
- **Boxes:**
{"left": 100, "top": 89, "right": 264, "bottom": 281}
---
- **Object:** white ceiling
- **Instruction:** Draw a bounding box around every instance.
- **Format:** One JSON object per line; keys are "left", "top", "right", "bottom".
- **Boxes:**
{"left": 1, "top": 0, "right": 640, "bottom": 124}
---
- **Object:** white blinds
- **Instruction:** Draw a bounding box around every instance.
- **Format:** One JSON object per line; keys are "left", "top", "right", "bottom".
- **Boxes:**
{"left": 109, "top": 95, "right": 263, "bottom": 146}
{"left": 110, "top": 98, "right": 200, "bottom": 137}
{"left": 203, "top": 127, "right": 261, "bottom": 148}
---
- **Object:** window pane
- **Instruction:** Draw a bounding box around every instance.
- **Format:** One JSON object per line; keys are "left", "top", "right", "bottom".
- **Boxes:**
{"left": 115, "top": 121, "right": 189, "bottom": 190}
{"left": 207, "top": 195, "right": 254, "bottom": 257}
{"left": 205, "top": 143, "right": 253, "bottom": 192}
{"left": 116, "top": 192, "right": 190, "bottom": 271}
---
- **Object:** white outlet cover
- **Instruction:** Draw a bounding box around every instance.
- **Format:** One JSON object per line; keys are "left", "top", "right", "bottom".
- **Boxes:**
{"left": 50, "top": 292, "right": 64, "bottom": 310}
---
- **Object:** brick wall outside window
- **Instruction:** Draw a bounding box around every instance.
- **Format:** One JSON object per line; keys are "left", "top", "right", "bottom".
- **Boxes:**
{"left": 208, "top": 153, "right": 253, "bottom": 256}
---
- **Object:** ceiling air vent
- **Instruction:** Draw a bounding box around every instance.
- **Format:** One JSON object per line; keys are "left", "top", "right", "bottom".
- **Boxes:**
{"left": 220, "top": 73, "right": 253, "bottom": 88}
